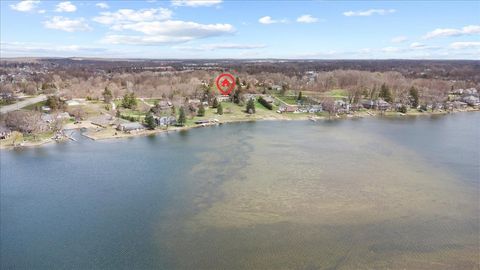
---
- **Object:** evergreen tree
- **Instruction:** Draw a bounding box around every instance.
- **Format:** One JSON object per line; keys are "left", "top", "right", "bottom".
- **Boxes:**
{"left": 46, "top": 96, "right": 59, "bottom": 110}
{"left": 145, "top": 113, "right": 156, "bottom": 130}
{"left": 217, "top": 103, "right": 223, "bottom": 115}
{"left": 177, "top": 106, "right": 186, "bottom": 126}
{"left": 102, "top": 87, "right": 113, "bottom": 103}
{"left": 121, "top": 92, "right": 137, "bottom": 109}
{"left": 197, "top": 104, "right": 205, "bottom": 116}
{"left": 171, "top": 105, "right": 176, "bottom": 116}
{"left": 212, "top": 97, "right": 219, "bottom": 108}
{"left": 235, "top": 77, "right": 241, "bottom": 88}
{"left": 409, "top": 86, "right": 419, "bottom": 108}
{"left": 379, "top": 83, "right": 392, "bottom": 103}
{"left": 246, "top": 98, "right": 255, "bottom": 114}
{"left": 297, "top": 91, "right": 303, "bottom": 101}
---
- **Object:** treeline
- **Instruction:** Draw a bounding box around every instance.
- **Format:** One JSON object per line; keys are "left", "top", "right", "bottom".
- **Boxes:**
{"left": 1, "top": 59, "right": 479, "bottom": 108}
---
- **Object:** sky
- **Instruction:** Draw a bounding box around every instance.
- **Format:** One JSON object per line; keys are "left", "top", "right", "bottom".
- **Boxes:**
{"left": 1, "top": 0, "right": 479, "bottom": 59}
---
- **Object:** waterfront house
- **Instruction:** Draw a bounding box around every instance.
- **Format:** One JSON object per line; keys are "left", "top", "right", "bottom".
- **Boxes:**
{"left": 451, "top": 101, "right": 468, "bottom": 109}
{"left": 0, "top": 126, "right": 11, "bottom": 140}
{"left": 155, "top": 116, "right": 177, "bottom": 126}
{"left": 278, "top": 105, "right": 297, "bottom": 113}
{"left": 463, "top": 95, "right": 480, "bottom": 106}
{"left": 117, "top": 122, "right": 145, "bottom": 133}
{"left": 91, "top": 114, "right": 113, "bottom": 128}
{"left": 195, "top": 120, "right": 210, "bottom": 125}
{"left": 307, "top": 105, "right": 323, "bottom": 113}
{"left": 377, "top": 100, "right": 391, "bottom": 111}
{"left": 362, "top": 100, "right": 375, "bottom": 109}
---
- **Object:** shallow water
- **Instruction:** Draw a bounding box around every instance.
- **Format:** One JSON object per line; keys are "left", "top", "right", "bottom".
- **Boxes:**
{"left": 1, "top": 113, "right": 479, "bottom": 269}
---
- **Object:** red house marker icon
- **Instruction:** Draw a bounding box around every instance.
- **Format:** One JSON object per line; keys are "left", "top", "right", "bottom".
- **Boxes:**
{"left": 221, "top": 78, "right": 231, "bottom": 87}
{"left": 215, "top": 73, "right": 236, "bottom": 95}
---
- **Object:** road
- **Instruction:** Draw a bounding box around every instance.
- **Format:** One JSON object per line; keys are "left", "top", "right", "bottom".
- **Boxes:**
{"left": 0, "top": 94, "right": 47, "bottom": 114}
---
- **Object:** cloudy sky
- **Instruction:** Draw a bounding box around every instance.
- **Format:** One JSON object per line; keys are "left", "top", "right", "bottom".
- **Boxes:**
{"left": 1, "top": 0, "right": 479, "bottom": 59}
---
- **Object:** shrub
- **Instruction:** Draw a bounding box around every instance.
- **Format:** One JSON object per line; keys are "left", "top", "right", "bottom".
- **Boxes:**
{"left": 258, "top": 96, "right": 273, "bottom": 110}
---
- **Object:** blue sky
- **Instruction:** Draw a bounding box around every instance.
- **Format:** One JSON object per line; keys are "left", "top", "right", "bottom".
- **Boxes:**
{"left": 1, "top": 0, "right": 479, "bottom": 59}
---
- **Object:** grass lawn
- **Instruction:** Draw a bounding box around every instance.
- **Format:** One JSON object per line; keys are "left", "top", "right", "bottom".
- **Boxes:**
{"left": 323, "top": 89, "right": 347, "bottom": 98}
{"left": 23, "top": 100, "right": 47, "bottom": 110}
{"left": 276, "top": 95, "right": 299, "bottom": 105}
{"left": 144, "top": 98, "right": 160, "bottom": 105}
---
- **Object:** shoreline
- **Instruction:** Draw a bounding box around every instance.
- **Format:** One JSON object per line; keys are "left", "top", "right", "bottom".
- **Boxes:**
{"left": 1, "top": 109, "right": 478, "bottom": 150}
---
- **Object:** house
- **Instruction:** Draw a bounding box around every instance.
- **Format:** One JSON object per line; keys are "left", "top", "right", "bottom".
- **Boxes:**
{"left": 243, "top": 94, "right": 256, "bottom": 101}
{"left": 452, "top": 89, "right": 464, "bottom": 95}
{"left": 463, "top": 95, "right": 480, "bottom": 106}
{"left": 271, "top": 85, "right": 282, "bottom": 91}
{"left": 463, "top": 88, "right": 478, "bottom": 95}
{"left": 278, "top": 105, "right": 297, "bottom": 113}
{"left": 57, "top": 112, "right": 71, "bottom": 120}
{"left": 155, "top": 116, "right": 177, "bottom": 126}
{"left": 66, "top": 100, "right": 80, "bottom": 106}
{"left": 261, "top": 95, "right": 275, "bottom": 103}
{"left": 188, "top": 99, "right": 202, "bottom": 106}
{"left": 117, "top": 122, "right": 145, "bottom": 133}
{"left": 0, "top": 126, "right": 11, "bottom": 140}
{"left": 216, "top": 95, "right": 231, "bottom": 102}
{"left": 362, "top": 99, "right": 390, "bottom": 110}
{"left": 377, "top": 100, "right": 391, "bottom": 111}
{"left": 362, "top": 100, "right": 376, "bottom": 109}
{"left": 41, "top": 106, "right": 51, "bottom": 112}
{"left": 91, "top": 114, "right": 114, "bottom": 128}
{"left": 307, "top": 105, "right": 322, "bottom": 113}
{"left": 451, "top": 101, "right": 468, "bottom": 109}
{"left": 195, "top": 120, "right": 209, "bottom": 124}
{"left": 41, "top": 114, "right": 54, "bottom": 123}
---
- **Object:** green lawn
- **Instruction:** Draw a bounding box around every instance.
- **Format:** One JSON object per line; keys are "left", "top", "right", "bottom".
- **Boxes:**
{"left": 23, "top": 101, "right": 47, "bottom": 110}
{"left": 276, "top": 95, "right": 299, "bottom": 105}
{"left": 323, "top": 89, "right": 347, "bottom": 98}
{"left": 144, "top": 98, "right": 160, "bottom": 105}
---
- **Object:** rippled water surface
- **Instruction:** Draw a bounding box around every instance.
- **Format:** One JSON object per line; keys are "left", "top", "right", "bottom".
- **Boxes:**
{"left": 1, "top": 113, "right": 479, "bottom": 269}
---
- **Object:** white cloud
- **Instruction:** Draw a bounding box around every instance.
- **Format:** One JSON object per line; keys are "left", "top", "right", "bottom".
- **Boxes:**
{"left": 391, "top": 36, "right": 408, "bottom": 43}
{"left": 297, "top": 15, "right": 319, "bottom": 23}
{"left": 409, "top": 42, "right": 426, "bottom": 49}
{"left": 43, "top": 16, "right": 91, "bottom": 32}
{"left": 110, "top": 20, "right": 234, "bottom": 35}
{"left": 94, "top": 7, "right": 233, "bottom": 45}
{"left": 95, "top": 2, "right": 109, "bottom": 9}
{"left": 93, "top": 8, "right": 173, "bottom": 24}
{"left": 10, "top": 1, "right": 40, "bottom": 12}
{"left": 343, "top": 9, "right": 396, "bottom": 17}
{"left": 102, "top": 21, "right": 234, "bottom": 45}
{"left": 0, "top": 42, "right": 121, "bottom": 57}
{"left": 450, "top": 41, "right": 480, "bottom": 49}
{"left": 55, "top": 1, "right": 76, "bottom": 12}
{"left": 171, "top": 0, "right": 222, "bottom": 7}
{"left": 175, "top": 43, "right": 266, "bottom": 51}
{"left": 258, "top": 16, "right": 287, "bottom": 24}
{"left": 409, "top": 42, "right": 440, "bottom": 51}
{"left": 423, "top": 25, "right": 480, "bottom": 39}
{"left": 381, "top": 46, "right": 402, "bottom": 53}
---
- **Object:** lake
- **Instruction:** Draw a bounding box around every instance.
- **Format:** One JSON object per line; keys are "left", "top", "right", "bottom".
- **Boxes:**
{"left": 1, "top": 113, "right": 479, "bottom": 269}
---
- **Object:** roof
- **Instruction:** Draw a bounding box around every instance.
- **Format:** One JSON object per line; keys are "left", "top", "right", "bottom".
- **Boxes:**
{"left": 118, "top": 122, "right": 145, "bottom": 130}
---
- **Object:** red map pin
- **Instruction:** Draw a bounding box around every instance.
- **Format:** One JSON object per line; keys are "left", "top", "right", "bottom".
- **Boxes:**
{"left": 215, "top": 73, "right": 236, "bottom": 95}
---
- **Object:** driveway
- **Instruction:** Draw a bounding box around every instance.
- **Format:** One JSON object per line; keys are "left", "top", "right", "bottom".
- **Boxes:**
{"left": 0, "top": 94, "right": 47, "bottom": 114}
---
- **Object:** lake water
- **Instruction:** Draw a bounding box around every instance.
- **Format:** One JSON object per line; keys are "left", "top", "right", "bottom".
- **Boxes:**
{"left": 1, "top": 113, "right": 479, "bottom": 269}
